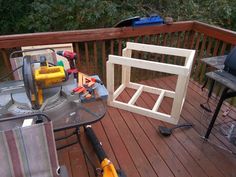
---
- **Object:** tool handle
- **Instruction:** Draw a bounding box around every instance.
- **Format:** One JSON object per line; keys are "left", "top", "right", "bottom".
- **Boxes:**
{"left": 84, "top": 125, "right": 107, "bottom": 162}
{"left": 200, "top": 103, "right": 212, "bottom": 113}
{"left": 172, "top": 123, "right": 193, "bottom": 130}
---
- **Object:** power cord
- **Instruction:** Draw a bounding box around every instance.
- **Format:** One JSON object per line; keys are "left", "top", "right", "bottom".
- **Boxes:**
{"left": 0, "top": 65, "right": 22, "bottom": 81}
{"left": 76, "top": 128, "right": 101, "bottom": 176}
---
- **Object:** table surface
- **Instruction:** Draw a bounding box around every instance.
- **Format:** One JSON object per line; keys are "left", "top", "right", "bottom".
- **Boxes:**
{"left": 0, "top": 74, "right": 108, "bottom": 132}
{"left": 201, "top": 55, "right": 236, "bottom": 91}
{"left": 201, "top": 55, "right": 227, "bottom": 70}
{"left": 206, "top": 71, "right": 236, "bottom": 92}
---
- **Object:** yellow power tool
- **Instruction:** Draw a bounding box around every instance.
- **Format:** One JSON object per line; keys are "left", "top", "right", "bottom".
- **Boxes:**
{"left": 84, "top": 125, "right": 126, "bottom": 177}
{"left": 23, "top": 55, "right": 67, "bottom": 109}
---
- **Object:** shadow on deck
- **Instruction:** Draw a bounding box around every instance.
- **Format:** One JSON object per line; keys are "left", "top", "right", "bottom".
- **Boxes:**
{"left": 57, "top": 76, "right": 236, "bottom": 177}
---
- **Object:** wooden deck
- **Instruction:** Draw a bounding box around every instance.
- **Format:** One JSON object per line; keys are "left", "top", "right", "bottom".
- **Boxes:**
{"left": 57, "top": 76, "right": 236, "bottom": 177}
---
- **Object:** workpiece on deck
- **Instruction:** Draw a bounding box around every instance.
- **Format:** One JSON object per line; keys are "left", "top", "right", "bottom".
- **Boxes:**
{"left": 107, "top": 42, "right": 195, "bottom": 124}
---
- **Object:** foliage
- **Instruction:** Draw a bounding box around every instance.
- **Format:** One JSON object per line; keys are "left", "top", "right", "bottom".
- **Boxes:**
{"left": 0, "top": 0, "right": 235, "bottom": 35}
{"left": 0, "top": 0, "right": 33, "bottom": 34}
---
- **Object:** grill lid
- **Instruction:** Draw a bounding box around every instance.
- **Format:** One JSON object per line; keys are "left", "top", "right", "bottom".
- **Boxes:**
{"left": 224, "top": 47, "right": 236, "bottom": 76}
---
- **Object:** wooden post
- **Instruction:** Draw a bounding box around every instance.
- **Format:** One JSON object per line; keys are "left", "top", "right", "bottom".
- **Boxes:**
{"left": 121, "top": 48, "right": 132, "bottom": 85}
{"left": 106, "top": 60, "right": 114, "bottom": 104}
{"left": 1, "top": 49, "right": 12, "bottom": 76}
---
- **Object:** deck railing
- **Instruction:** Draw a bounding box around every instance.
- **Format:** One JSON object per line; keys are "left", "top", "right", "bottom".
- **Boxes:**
{"left": 0, "top": 21, "right": 235, "bottom": 86}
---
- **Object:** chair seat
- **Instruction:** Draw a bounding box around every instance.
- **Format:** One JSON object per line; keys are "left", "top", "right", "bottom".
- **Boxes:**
{"left": 0, "top": 115, "right": 65, "bottom": 177}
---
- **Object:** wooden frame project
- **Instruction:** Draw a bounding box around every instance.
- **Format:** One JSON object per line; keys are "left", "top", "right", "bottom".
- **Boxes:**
{"left": 106, "top": 42, "right": 195, "bottom": 124}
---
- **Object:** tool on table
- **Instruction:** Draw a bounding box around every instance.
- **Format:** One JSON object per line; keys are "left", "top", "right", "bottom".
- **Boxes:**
{"left": 23, "top": 55, "right": 68, "bottom": 109}
{"left": 84, "top": 125, "right": 126, "bottom": 177}
{"left": 72, "top": 76, "right": 103, "bottom": 102}
{"left": 0, "top": 50, "right": 105, "bottom": 118}
{"left": 158, "top": 123, "right": 193, "bottom": 137}
{"left": 0, "top": 48, "right": 79, "bottom": 119}
{"left": 57, "top": 51, "right": 78, "bottom": 80}
{"left": 85, "top": 77, "right": 103, "bottom": 86}
{"left": 72, "top": 86, "right": 93, "bottom": 100}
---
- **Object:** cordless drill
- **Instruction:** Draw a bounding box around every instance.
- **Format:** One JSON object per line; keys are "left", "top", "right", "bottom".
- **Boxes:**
{"left": 57, "top": 51, "right": 78, "bottom": 81}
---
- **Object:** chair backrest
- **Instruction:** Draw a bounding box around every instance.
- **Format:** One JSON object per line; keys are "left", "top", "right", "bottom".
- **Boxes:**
{"left": 224, "top": 47, "right": 236, "bottom": 75}
{"left": 0, "top": 120, "right": 60, "bottom": 177}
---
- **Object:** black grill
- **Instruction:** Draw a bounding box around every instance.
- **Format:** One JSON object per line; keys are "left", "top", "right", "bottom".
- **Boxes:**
{"left": 224, "top": 47, "right": 236, "bottom": 76}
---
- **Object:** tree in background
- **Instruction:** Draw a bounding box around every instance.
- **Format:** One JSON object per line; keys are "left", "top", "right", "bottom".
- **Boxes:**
{"left": 0, "top": 0, "right": 33, "bottom": 34}
{"left": 0, "top": 0, "right": 235, "bottom": 35}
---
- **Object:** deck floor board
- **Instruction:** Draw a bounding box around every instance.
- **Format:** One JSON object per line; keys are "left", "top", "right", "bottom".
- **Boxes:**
{"left": 57, "top": 76, "right": 236, "bottom": 177}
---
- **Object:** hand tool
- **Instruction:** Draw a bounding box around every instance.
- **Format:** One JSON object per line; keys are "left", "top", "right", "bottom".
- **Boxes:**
{"left": 57, "top": 51, "right": 78, "bottom": 80}
{"left": 158, "top": 123, "right": 193, "bottom": 136}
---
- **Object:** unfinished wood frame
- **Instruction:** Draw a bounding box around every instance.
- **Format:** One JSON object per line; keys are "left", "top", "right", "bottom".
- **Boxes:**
{"left": 106, "top": 42, "right": 195, "bottom": 124}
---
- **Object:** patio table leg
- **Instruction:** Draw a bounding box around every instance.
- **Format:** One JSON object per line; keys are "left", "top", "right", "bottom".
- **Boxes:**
{"left": 204, "top": 87, "right": 228, "bottom": 139}
{"left": 204, "top": 87, "right": 236, "bottom": 139}
{"left": 208, "top": 80, "right": 215, "bottom": 98}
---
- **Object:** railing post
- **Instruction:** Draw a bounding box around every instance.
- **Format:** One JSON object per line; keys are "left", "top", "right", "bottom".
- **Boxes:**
{"left": 1, "top": 49, "right": 12, "bottom": 78}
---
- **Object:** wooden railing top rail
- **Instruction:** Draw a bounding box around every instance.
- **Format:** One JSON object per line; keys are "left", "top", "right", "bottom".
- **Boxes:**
{"left": 0, "top": 21, "right": 235, "bottom": 49}
{"left": 193, "top": 21, "right": 236, "bottom": 45}
{"left": 0, "top": 21, "right": 194, "bottom": 48}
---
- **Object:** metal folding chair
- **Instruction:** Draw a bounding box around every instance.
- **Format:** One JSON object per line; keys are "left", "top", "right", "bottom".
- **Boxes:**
{"left": 0, "top": 114, "right": 68, "bottom": 177}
